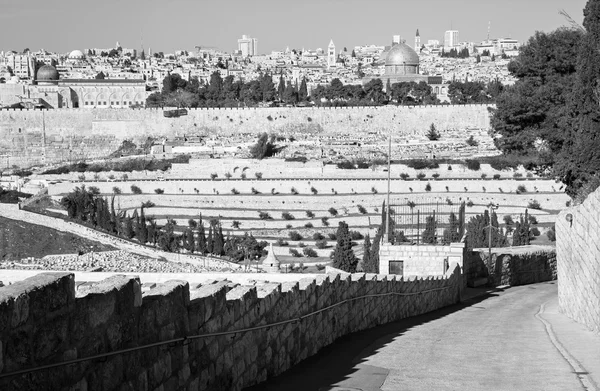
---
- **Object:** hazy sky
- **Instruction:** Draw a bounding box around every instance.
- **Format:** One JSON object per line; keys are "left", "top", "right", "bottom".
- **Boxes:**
{"left": 0, "top": 0, "right": 588, "bottom": 54}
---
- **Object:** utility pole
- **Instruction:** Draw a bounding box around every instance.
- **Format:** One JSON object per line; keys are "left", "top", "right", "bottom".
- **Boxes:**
{"left": 385, "top": 131, "right": 392, "bottom": 243}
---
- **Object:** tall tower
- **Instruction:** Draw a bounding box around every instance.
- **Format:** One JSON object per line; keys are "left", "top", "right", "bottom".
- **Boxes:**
{"left": 327, "top": 39, "right": 336, "bottom": 69}
{"left": 415, "top": 29, "right": 421, "bottom": 52}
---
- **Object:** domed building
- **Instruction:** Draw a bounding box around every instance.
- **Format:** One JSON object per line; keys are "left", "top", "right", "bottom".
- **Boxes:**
{"left": 36, "top": 64, "right": 60, "bottom": 84}
{"left": 362, "top": 40, "right": 448, "bottom": 99}
{"left": 68, "top": 50, "right": 85, "bottom": 60}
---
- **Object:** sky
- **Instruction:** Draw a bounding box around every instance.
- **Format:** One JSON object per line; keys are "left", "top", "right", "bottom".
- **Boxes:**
{"left": 0, "top": 0, "right": 589, "bottom": 54}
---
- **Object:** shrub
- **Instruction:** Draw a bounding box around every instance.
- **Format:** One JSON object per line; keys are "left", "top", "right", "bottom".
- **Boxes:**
{"left": 240, "top": 173, "right": 246, "bottom": 179}
{"left": 130, "top": 185, "right": 142, "bottom": 194}
{"left": 310, "top": 186, "right": 318, "bottom": 195}
{"left": 107, "top": 174, "right": 115, "bottom": 180}
{"left": 154, "top": 188, "right": 164, "bottom": 194}
{"left": 432, "top": 173, "right": 440, "bottom": 179}
{"left": 112, "top": 186, "right": 122, "bottom": 194}
{"left": 276, "top": 238, "right": 289, "bottom": 246}
{"left": 350, "top": 231, "right": 364, "bottom": 240}
{"left": 304, "top": 222, "right": 314, "bottom": 228}
{"left": 315, "top": 239, "right": 328, "bottom": 249}
{"left": 464, "top": 187, "right": 468, "bottom": 192}
{"left": 356, "top": 160, "right": 369, "bottom": 169}
{"left": 291, "top": 187, "right": 299, "bottom": 195}
{"left": 526, "top": 172, "right": 533, "bottom": 178}
{"left": 254, "top": 172, "right": 263, "bottom": 179}
{"left": 121, "top": 174, "right": 129, "bottom": 180}
{"left": 426, "top": 123, "right": 440, "bottom": 141}
{"left": 282, "top": 212, "right": 295, "bottom": 220}
{"left": 400, "top": 173, "right": 410, "bottom": 180}
{"left": 258, "top": 211, "right": 273, "bottom": 220}
{"left": 405, "top": 159, "right": 439, "bottom": 170}
{"left": 547, "top": 225, "right": 556, "bottom": 242}
{"left": 447, "top": 165, "right": 452, "bottom": 171}
{"left": 466, "top": 135, "right": 479, "bottom": 146}
{"left": 231, "top": 188, "right": 240, "bottom": 194}
{"left": 286, "top": 224, "right": 293, "bottom": 229}
{"left": 513, "top": 172, "right": 523, "bottom": 178}
{"left": 371, "top": 187, "right": 378, "bottom": 194}
{"left": 337, "top": 160, "right": 356, "bottom": 169}
{"left": 251, "top": 187, "right": 260, "bottom": 194}
{"left": 528, "top": 200, "right": 542, "bottom": 210}
{"left": 224, "top": 172, "right": 232, "bottom": 179}
{"left": 446, "top": 198, "right": 453, "bottom": 205}
{"left": 481, "top": 173, "right": 487, "bottom": 179}
{"left": 88, "top": 186, "right": 101, "bottom": 195}
{"left": 271, "top": 188, "right": 277, "bottom": 195}
{"left": 321, "top": 217, "right": 330, "bottom": 226}
{"left": 328, "top": 207, "right": 338, "bottom": 216}
{"left": 312, "top": 232, "right": 325, "bottom": 241}
{"left": 303, "top": 247, "right": 318, "bottom": 257}
{"left": 493, "top": 174, "right": 501, "bottom": 180}
{"left": 289, "top": 248, "right": 302, "bottom": 257}
{"left": 417, "top": 172, "right": 426, "bottom": 180}
{"left": 466, "top": 200, "right": 474, "bottom": 207}
{"left": 289, "top": 231, "right": 303, "bottom": 241}
{"left": 425, "top": 183, "right": 432, "bottom": 191}
{"left": 516, "top": 185, "right": 527, "bottom": 194}
{"left": 315, "top": 264, "right": 326, "bottom": 271}
{"left": 210, "top": 173, "right": 218, "bottom": 180}
{"left": 465, "top": 159, "right": 481, "bottom": 171}
{"left": 445, "top": 186, "right": 450, "bottom": 192}
{"left": 407, "top": 201, "right": 416, "bottom": 208}
{"left": 531, "top": 227, "right": 541, "bottom": 237}
{"left": 306, "top": 210, "right": 315, "bottom": 218}
{"left": 503, "top": 215, "right": 514, "bottom": 225}
{"left": 328, "top": 233, "right": 337, "bottom": 240}
{"left": 357, "top": 205, "right": 367, "bottom": 214}
{"left": 141, "top": 201, "right": 155, "bottom": 208}
{"left": 528, "top": 215, "right": 538, "bottom": 224}
{"left": 232, "top": 220, "right": 241, "bottom": 228}
{"left": 298, "top": 242, "right": 306, "bottom": 248}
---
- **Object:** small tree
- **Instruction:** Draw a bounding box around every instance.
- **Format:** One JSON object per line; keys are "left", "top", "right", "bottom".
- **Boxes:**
{"left": 328, "top": 207, "right": 338, "bottom": 216}
{"left": 426, "top": 123, "right": 440, "bottom": 141}
{"left": 331, "top": 221, "right": 358, "bottom": 272}
{"left": 255, "top": 172, "right": 263, "bottom": 179}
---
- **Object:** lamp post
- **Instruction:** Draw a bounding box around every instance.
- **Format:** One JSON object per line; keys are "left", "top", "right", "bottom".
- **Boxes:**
{"left": 488, "top": 203, "right": 499, "bottom": 263}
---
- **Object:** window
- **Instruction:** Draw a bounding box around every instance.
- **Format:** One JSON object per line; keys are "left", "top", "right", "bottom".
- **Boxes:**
{"left": 389, "top": 260, "right": 404, "bottom": 276}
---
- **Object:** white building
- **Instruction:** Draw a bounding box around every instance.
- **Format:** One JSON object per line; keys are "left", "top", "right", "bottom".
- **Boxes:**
{"left": 444, "top": 30, "right": 459, "bottom": 48}
{"left": 327, "top": 39, "right": 336, "bottom": 69}
{"left": 238, "top": 35, "right": 258, "bottom": 57}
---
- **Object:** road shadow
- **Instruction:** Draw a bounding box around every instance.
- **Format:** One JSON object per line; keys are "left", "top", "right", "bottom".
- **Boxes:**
{"left": 244, "top": 289, "right": 503, "bottom": 391}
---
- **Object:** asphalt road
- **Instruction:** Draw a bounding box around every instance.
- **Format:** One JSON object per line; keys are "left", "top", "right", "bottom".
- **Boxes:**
{"left": 246, "top": 282, "right": 599, "bottom": 391}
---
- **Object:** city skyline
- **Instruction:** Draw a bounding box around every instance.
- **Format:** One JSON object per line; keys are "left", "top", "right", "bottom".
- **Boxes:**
{"left": 0, "top": 0, "right": 588, "bottom": 54}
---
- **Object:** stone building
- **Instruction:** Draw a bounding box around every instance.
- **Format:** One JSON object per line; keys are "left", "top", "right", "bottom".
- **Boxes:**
{"left": 0, "top": 64, "right": 147, "bottom": 108}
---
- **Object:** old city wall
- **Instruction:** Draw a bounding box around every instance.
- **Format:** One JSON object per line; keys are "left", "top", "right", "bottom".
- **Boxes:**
{"left": 0, "top": 105, "right": 492, "bottom": 168}
{"left": 0, "top": 268, "right": 462, "bottom": 391}
{"left": 556, "top": 187, "right": 600, "bottom": 334}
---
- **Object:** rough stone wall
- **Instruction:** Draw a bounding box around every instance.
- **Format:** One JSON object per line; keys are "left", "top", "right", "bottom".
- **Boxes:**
{"left": 556, "top": 187, "right": 600, "bottom": 334}
{"left": 0, "top": 105, "right": 492, "bottom": 167}
{"left": 466, "top": 248, "right": 557, "bottom": 287}
{"left": 0, "top": 268, "right": 462, "bottom": 390}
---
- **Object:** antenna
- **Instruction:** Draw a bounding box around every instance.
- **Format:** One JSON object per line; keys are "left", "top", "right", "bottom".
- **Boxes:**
{"left": 487, "top": 21, "right": 491, "bottom": 41}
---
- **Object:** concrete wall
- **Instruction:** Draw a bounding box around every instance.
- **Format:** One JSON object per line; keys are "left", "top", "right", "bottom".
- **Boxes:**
{"left": 0, "top": 268, "right": 462, "bottom": 390}
{"left": 379, "top": 242, "right": 465, "bottom": 277}
{"left": 466, "top": 246, "right": 557, "bottom": 287}
{"left": 556, "top": 187, "right": 600, "bottom": 334}
{"left": 0, "top": 105, "right": 492, "bottom": 168}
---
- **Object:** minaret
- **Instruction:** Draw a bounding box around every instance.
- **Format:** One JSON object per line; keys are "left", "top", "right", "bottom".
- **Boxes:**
{"left": 327, "top": 39, "right": 336, "bottom": 69}
{"left": 415, "top": 29, "right": 421, "bottom": 52}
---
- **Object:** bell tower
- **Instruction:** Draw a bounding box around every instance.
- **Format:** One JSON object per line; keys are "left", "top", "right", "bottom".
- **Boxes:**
{"left": 415, "top": 29, "right": 421, "bottom": 52}
{"left": 327, "top": 39, "right": 336, "bottom": 69}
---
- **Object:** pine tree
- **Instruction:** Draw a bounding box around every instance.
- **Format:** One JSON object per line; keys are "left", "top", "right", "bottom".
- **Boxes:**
{"left": 331, "top": 221, "right": 358, "bottom": 272}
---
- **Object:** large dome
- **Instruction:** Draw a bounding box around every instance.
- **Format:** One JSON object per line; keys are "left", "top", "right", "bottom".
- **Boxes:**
{"left": 68, "top": 50, "right": 85, "bottom": 59}
{"left": 36, "top": 65, "right": 59, "bottom": 81}
{"left": 386, "top": 43, "right": 420, "bottom": 66}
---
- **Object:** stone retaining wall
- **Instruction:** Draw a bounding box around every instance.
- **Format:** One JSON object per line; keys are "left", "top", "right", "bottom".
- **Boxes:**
{"left": 466, "top": 247, "right": 557, "bottom": 287}
{"left": 0, "top": 267, "right": 462, "bottom": 390}
{"left": 556, "top": 187, "right": 600, "bottom": 334}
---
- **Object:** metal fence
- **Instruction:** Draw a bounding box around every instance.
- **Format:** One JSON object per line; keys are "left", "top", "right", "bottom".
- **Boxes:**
{"left": 387, "top": 197, "right": 465, "bottom": 245}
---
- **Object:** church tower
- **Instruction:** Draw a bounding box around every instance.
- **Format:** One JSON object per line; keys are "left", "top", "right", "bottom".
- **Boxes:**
{"left": 415, "top": 29, "right": 421, "bottom": 52}
{"left": 327, "top": 39, "right": 336, "bottom": 69}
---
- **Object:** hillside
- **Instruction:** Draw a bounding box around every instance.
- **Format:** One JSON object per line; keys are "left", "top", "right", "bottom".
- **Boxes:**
{"left": 0, "top": 216, "right": 115, "bottom": 260}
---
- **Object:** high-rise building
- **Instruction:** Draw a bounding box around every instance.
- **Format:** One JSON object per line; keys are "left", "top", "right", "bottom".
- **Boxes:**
{"left": 415, "top": 29, "right": 421, "bottom": 52}
{"left": 444, "top": 30, "right": 459, "bottom": 48}
{"left": 327, "top": 39, "right": 336, "bottom": 68}
{"left": 237, "top": 35, "right": 258, "bottom": 57}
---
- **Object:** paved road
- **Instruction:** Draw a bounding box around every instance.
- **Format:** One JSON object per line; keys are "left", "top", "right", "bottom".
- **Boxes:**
{"left": 247, "top": 282, "right": 600, "bottom": 391}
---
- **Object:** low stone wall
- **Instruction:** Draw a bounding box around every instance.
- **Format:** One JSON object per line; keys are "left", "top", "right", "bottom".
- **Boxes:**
{"left": 556, "top": 186, "right": 600, "bottom": 334}
{"left": 0, "top": 267, "right": 462, "bottom": 390}
{"left": 466, "top": 246, "right": 557, "bottom": 287}
{"left": 379, "top": 243, "right": 465, "bottom": 277}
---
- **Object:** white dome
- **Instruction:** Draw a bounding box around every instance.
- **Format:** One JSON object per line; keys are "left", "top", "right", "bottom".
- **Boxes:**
{"left": 68, "top": 50, "right": 85, "bottom": 59}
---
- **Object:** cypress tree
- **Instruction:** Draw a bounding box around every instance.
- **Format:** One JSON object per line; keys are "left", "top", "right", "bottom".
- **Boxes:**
{"left": 299, "top": 77, "right": 308, "bottom": 101}
{"left": 213, "top": 223, "right": 224, "bottom": 256}
{"left": 331, "top": 221, "right": 358, "bottom": 272}
{"left": 369, "top": 227, "right": 382, "bottom": 273}
{"left": 131, "top": 209, "right": 139, "bottom": 239}
{"left": 362, "top": 234, "right": 378, "bottom": 273}
{"left": 278, "top": 73, "right": 285, "bottom": 101}
{"left": 421, "top": 215, "right": 437, "bottom": 244}
{"left": 123, "top": 216, "right": 134, "bottom": 239}
{"left": 185, "top": 228, "right": 195, "bottom": 253}
{"left": 197, "top": 217, "right": 207, "bottom": 254}
{"left": 207, "top": 224, "right": 214, "bottom": 254}
{"left": 139, "top": 207, "right": 148, "bottom": 244}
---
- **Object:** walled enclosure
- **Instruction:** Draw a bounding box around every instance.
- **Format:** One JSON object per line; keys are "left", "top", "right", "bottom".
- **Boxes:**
{"left": 0, "top": 105, "right": 492, "bottom": 168}
{"left": 556, "top": 187, "right": 600, "bottom": 334}
{"left": 465, "top": 246, "right": 557, "bottom": 288}
{"left": 0, "top": 268, "right": 462, "bottom": 390}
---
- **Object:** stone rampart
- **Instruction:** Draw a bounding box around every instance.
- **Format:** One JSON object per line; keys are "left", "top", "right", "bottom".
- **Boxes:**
{"left": 556, "top": 187, "right": 600, "bottom": 334}
{"left": 0, "top": 105, "right": 492, "bottom": 168}
{"left": 0, "top": 267, "right": 462, "bottom": 390}
{"left": 466, "top": 246, "right": 557, "bottom": 287}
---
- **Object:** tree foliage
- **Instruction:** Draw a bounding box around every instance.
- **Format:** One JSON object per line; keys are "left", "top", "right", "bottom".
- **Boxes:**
{"left": 331, "top": 221, "right": 358, "bottom": 272}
